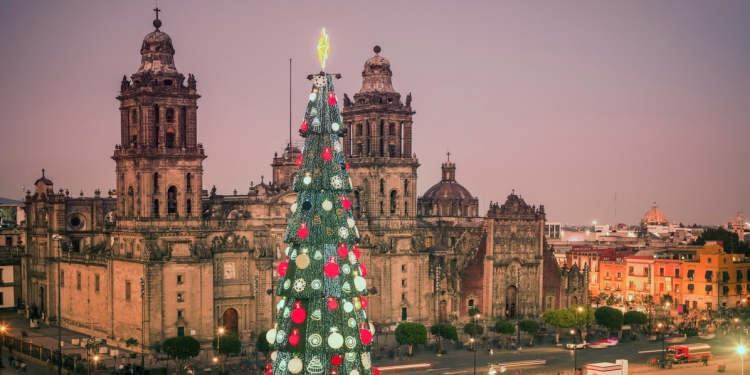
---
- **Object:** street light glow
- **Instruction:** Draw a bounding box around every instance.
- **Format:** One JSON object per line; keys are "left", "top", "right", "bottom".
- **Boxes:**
{"left": 738, "top": 346, "right": 746, "bottom": 355}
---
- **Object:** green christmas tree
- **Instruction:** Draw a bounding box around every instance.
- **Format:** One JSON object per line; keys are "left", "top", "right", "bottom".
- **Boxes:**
{"left": 264, "top": 30, "right": 379, "bottom": 375}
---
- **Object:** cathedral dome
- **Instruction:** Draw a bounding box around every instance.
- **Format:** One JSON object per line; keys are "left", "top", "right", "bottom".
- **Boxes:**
{"left": 359, "top": 46, "right": 396, "bottom": 93}
{"left": 421, "top": 160, "right": 474, "bottom": 204}
{"left": 137, "top": 28, "right": 178, "bottom": 74}
{"left": 642, "top": 203, "right": 667, "bottom": 225}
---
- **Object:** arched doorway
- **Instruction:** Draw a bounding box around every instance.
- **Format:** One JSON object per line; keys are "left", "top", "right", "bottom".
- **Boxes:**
{"left": 223, "top": 308, "right": 239, "bottom": 334}
{"left": 571, "top": 296, "right": 578, "bottom": 306}
{"left": 506, "top": 285, "right": 517, "bottom": 318}
{"left": 439, "top": 300, "right": 448, "bottom": 323}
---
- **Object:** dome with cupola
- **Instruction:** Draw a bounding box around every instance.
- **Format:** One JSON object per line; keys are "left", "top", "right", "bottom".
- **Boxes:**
{"left": 642, "top": 202, "right": 668, "bottom": 225}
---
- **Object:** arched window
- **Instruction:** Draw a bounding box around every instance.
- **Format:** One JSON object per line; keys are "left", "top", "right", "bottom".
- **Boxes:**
{"left": 390, "top": 190, "right": 398, "bottom": 214}
{"left": 379, "top": 121, "right": 385, "bottom": 136}
{"left": 153, "top": 199, "right": 160, "bottom": 218}
{"left": 354, "top": 191, "right": 361, "bottom": 218}
{"left": 356, "top": 124, "right": 363, "bottom": 136}
{"left": 186, "top": 173, "right": 193, "bottom": 192}
{"left": 166, "top": 127, "right": 175, "bottom": 148}
{"left": 180, "top": 107, "right": 187, "bottom": 146}
{"left": 380, "top": 201, "right": 384, "bottom": 215}
{"left": 404, "top": 179, "right": 410, "bottom": 197}
{"left": 153, "top": 172, "right": 159, "bottom": 193}
{"left": 379, "top": 179, "right": 385, "bottom": 196}
{"left": 127, "top": 186, "right": 134, "bottom": 218}
{"left": 404, "top": 201, "right": 409, "bottom": 217}
{"left": 166, "top": 108, "right": 175, "bottom": 123}
{"left": 389, "top": 123, "right": 395, "bottom": 135}
{"left": 167, "top": 186, "right": 178, "bottom": 214}
{"left": 186, "top": 199, "right": 192, "bottom": 217}
{"left": 153, "top": 105, "right": 160, "bottom": 147}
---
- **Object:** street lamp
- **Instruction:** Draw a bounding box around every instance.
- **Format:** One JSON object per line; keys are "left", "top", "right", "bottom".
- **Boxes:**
{"left": 93, "top": 355, "right": 98, "bottom": 372}
{"left": 470, "top": 338, "right": 476, "bottom": 375}
{"left": 217, "top": 327, "right": 225, "bottom": 373}
{"left": 738, "top": 345, "right": 746, "bottom": 375}
{"left": 0, "top": 325, "right": 5, "bottom": 368}
{"left": 571, "top": 329, "right": 578, "bottom": 375}
{"left": 576, "top": 306, "right": 583, "bottom": 341}
{"left": 52, "top": 234, "right": 64, "bottom": 375}
{"left": 658, "top": 323, "right": 665, "bottom": 362}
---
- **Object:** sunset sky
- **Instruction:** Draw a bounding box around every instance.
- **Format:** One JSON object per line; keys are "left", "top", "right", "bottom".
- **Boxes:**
{"left": 1, "top": 1, "right": 748, "bottom": 225}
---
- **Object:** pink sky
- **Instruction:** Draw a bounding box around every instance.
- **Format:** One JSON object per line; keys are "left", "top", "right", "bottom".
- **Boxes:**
{"left": 1, "top": 1, "right": 748, "bottom": 225}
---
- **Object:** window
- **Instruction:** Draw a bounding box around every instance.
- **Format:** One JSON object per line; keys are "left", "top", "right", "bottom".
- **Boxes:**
{"left": 724, "top": 258, "right": 727, "bottom": 264}
{"left": 389, "top": 123, "right": 395, "bottom": 135}
{"left": 468, "top": 299, "right": 474, "bottom": 307}
{"left": 401, "top": 307, "right": 407, "bottom": 321}
{"left": 166, "top": 108, "right": 175, "bottom": 123}
{"left": 177, "top": 327, "right": 185, "bottom": 337}
{"left": 177, "top": 275, "right": 184, "bottom": 284}
{"left": 153, "top": 172, "right": 160, "bottom": 193}
{"left": 125, "top": 281, "right": 131, "bottom": 301}
{"left": 605, "top": 282, "right": 610, "bottom": 289}
{"left": 166, "top": 127, "right": 175, "bottom": 148}
{"left": 0, "top": 268, "right": 3, "bottom": 281}
{"left": 644, "top": 268, "right": 649, "bottom": 276}
{"left": 76, "top": 272, "right": 81, "bottom": 290}
{"left": 675, "top": 269, "right": 680, "bottom": 278}
{"left": 0, "top": 292, "right": 3, "bottom": 305}
{"left": 390, "top": 191, "right": 397, "bottom": 214}
{"left": 167, "top": 186, "right": 178, "bottom": 214}
{"left": 401, "top": 293, "right": 406, "bottom": 300}
{"left": 177, "top": 310, "right": 184, "bottom": 319}
{"left": 177, "top": 293, "right": 184, "bottom": 302}
{"left": 708, "top": 257, "right": 712, "bottom": 264}
{"left": 379, "top": 179, "right": 385, "bottom": 196}
{"left": 425, "top": 237, "right": 432, "bottom": 248}
{"left": 186, "top": 173, "right": 193, "bottom": 192}
{"left": 60, "top": 270, "right": 65, "bottom": 286}
{"left": 401, "top": 265, "right": 406, "bottom": 272}
{"left": 605, "top": 272, "right": 610, "bottom": 279}
{"left": 186, "top": 199, "right": 192, "bottom": 216}
{"left": 659, "top": 282, "right": 665, "bottom": 292}
{"left": 356, "top": 124, "right": 363, "bottom": 136}
{"left": 404, "top": 180, "right": 410, "bottom": 197}
{"left": 629, "top": 281, "right": 635, "bottom": 289}
{"left": 659, "top": 268, "right": 665, "bottom": 276}
{"left": 153, "top": 199, "right": 160, "bottom": 218}
{"left": 401, "top": 279, "right": 407, "bottom": 287}
{"left": 675, "top": 284, "right": 680, "bottom": 293}
{"left": 546, "top": 296, "right": 553, "bottom": 309}
{"left": 95, "top": 274, "right": 100, "bottom": 293}
{"left": 616, "top": 272, "right": 622, "bottom": 280}
{"left": 629, "top": 266, "right": 634, "bottom": 275}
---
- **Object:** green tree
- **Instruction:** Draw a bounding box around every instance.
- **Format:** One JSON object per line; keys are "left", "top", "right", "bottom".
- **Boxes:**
{"left": 606, "top": 295, "right": 617, "bottom": 306}
{"left": 463, "top": 322, "right": 484, "bottom": 336}
{"left": 257, "top": 330, "right": 272, "bottom": 362}
{"left": 661, "top": 294, "right": 674, "bottom": 305}
{"left": 163, "top": 336, "right": 201, "bottom": 375}
{"left": 597, "top": 293, "right": 609, "bottom": 307}
{"left": 623, "top": 311, "right": 648, "bottom": 329}
{"left": 595, "top": 306, "right": 624, "bottom": 334}
{"left": 213, "top": 331, "right": 241, "bottom": 372}
{"left": 694, "top": 227, "right": 750, "bottom": 255}
{"left": 394, "top": 322, "right": 427, "bottom": 356}
{"left": 542, "top": 309, "right": 575, "bottom": 343}
{"left": 518, "top": 320, "right": 540, "bottom": 346}
{"left": 494, "top": 319, "right": 516, "bottom": 341}
{"left": 567, "top": 305, "right": 594, "bottom": 327}
{"left": 467, "top": 307, "right": 481, "bottom": 317}
{"left": 430, "top": 324, "right": 458, "bottom": 342}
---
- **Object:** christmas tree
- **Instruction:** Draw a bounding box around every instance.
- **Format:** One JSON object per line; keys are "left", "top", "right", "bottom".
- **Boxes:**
{"left": 264, "top": 29, "right": 379, "bottom": 375}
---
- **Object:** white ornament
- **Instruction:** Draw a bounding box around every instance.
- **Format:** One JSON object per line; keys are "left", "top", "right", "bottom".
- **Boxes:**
{"left": 331, "top": 122, "right": 340, "bottom": 132}
{"left": 361, "top": 352, "right": 371, "bottom": 369}
{"left": 312, "top": 75, "right": 327, "bottom": 87}
{"left": 291, "top": 202, "right": 297, "bottom": 213}
{"left": 348, "top": 252, "right": 357, "bottom": 263}
{"left": 284, "top": 279, "right": 291, "bottom": 289}
{"left": 328, "top": 331, "right": 344, "bottom": 349}
{"left": 276, "top": 329, "right": 286, "bottom": 343}
{"left": 283, "top": 307, "right": 291, "bottom": 318}
{"left": 271, "top": 351, "right": 278, "bottom": 361}
{"left": 309, "top": 334, "right": 323, "bottom": 347}
{"left": 333, "top": 140, "right": 343, "bottom": 152}
{"left": 338, "top": 227, "right": 349, "bottom": 239}
{"left": 351, "top": 369, "right": 360, "bottom": 375}
{"left": 309, "top": 93, "right": 317, "bottom": 101}
{"left": 313, "top": 250, "right": 323, "bottom": 260}
{"left": 312, "top": 117, "right": 321, "bottom": 130}
{"left": 348, "top": 318, "right": 357, "bottom": 328}
{"left": 277, "top": 299, "right": 285, "bottom": 311}
{"left": 345, "top": 352, "right": 356, "bottom": 362}
{"left": 322, "top": 200, "right": 333, "bottom": 211}
{"left": 288, "top": 357, "right": 303, "bottom": 374}
{"left": 311, "top": 309, "right": 322, "bottom": 320}
{"left": 343, "top": 301, "right": 354, "bottom": 312}
{"left": 310, "top": 108, "right": 318, "bottom": 116}
{"left": 266, "top": 329, "right": 277, "bottom": 344}
{"left": 342, "top": 264, "right": 351, "bottom": 274}
{"left": 348, "top": 177, "right": 353, "bottom": 188}
{"left": 303, "top": 175, "right": 312, "bottom": 185}
{"left": 354, "top": 276, "right": 367, "bottom": 292}
{"left": 311, "top": 279, "right": 322, "bottom": 290}
{"left": 331, "top": 176, "right": 343, "bottom": 189}
{"left": 293, "top": 278, "right": 307, "bottom": 292}
{"left": 342, "top": 282, "right": 352, "bottom": 294}
{"left": 369, "top": 322, "right": 376, "bottom": 335}
{"left": 285, "top": 246, "right": 291, "bottom": 256}
{"left": 347, "top": 218, "right": 355, "bottom": 228}
{"left": 345, "top": 336, "right": 356, "bottom": 348}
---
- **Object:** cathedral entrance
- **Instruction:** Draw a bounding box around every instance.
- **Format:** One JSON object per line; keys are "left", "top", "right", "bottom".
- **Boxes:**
{"left": 439, "top": 300, "right": 448, "bottom": 323}
{"left": 223, "top": 308, "right": 239, "bottom": 334}
{"left": 506, "top": 285, "right": 517, "bottom": 318}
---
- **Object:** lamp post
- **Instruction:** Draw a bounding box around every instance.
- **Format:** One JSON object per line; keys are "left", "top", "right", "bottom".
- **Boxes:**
{"left": 470, "top": 338, "right": 476, "bottom": 375}
{"left": 218, "top": 327, "right": 225, "bottom": 373}
{"left": 473, "top": 314, "right": 480, "bottom": 375}
{"left": 738, "top": 345, "right": 746, "bottom": 375}
{"left": 93, "top": 355, "right": 98, "bottom": 372}
{"left": 658, "top": 323, "right": 665, "bottom": 362}
{"left": 576, "top": 306, "right": 583, "bottom": 341}
{"left": 0, "top": 325, "right": 5, "bottom": 368}
{"left": 52, "top": 234, "right": 63, "bottom": 375}
{"left": 571, "top": 329, "right": 577, "bottom": 375}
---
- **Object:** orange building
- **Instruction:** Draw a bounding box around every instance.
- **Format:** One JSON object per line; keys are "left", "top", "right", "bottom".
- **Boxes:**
{"left": 681, "top": 243, "right": 750, "bottom": 313}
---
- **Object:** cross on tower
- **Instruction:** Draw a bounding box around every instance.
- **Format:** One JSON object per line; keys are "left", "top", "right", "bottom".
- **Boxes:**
{"left": 446, "top": 151, "right": 451, "bottom": 161}
{"left": 154, "top": 7, "right": 161, "bottom": 20}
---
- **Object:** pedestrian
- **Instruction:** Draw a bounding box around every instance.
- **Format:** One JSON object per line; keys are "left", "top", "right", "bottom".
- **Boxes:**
{"left": 20, "top": 362, "right": 26, "bottom": 373}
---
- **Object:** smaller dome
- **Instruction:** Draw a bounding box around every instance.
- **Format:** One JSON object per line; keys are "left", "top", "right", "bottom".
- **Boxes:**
{"left": 642, "top": 203, "right": 667, "bottom": 225}
{"left": 359, "top": 46, "right": 396, "bottom": 94}
{"left": 141, "top": 30, "right": 175, "bottom": 54}
{"left": 137, "top": 29, "right": 178, "bottom": 74}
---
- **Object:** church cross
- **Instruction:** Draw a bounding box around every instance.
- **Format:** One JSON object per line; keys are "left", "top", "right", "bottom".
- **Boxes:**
{"left": 446, "top": 151, "right": 451, "bottom": 161}
{"left": 154, "top": 7, "right": 161, "bottom": 20}
{"left": 42, "top": 168, "right": 45, "bottom": 177}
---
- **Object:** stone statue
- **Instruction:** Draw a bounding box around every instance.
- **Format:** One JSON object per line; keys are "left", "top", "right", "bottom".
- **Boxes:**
{"left": 188, "top": 74, "right": 197, "bottom": 90}
{"left": 121, "top": 75, "right": 129, "bottom": 91}
{"left": 343, "top": 93, "right": 351, "bottom": 107}
{"left": 405, "top": 92, "right": 412, "bottom": 107}
{"left": 210, "top": 185, "right": 217, "bottom": 196}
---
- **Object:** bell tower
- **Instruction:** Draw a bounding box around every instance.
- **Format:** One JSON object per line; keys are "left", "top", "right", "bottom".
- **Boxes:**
{"left": 113, "top": 10, "right": 205, "bottom": 219}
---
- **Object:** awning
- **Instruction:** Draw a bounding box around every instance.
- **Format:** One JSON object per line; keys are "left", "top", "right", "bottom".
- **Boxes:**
{"left": 705, "top": 285, "right": 713, "bottom": 291}
{"left": 687, "top": 270, "right": 695, "bottom": 278}
{"left": 705, "top": 271, "right": 713, "bottom": 280}
{"left": 737, "top": 284, "right": 743, "bottom": 293}
{"left": 723, "top": 271, "right": 730, "bottom": 281}
{"left": 687, "top": 284, "right": 695, "bottom": 290}
{"left": 738, "top": 270, "right": 744, "bottom": 280}
{"left": 723, "top": 285, "right": 730, "bottom": 293}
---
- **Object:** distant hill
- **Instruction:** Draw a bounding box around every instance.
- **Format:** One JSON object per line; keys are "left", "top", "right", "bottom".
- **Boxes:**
{"left": 0, "top": 197, "right": 23, "bottom": 205}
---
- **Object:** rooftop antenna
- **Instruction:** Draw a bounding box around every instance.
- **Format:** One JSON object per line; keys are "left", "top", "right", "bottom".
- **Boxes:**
{"left": 289, "top": 58, "right": 292, "bottom": 150}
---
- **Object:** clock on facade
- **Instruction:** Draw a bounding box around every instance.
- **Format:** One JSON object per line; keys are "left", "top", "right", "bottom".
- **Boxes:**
{"left": 224, "top": 262, "right": 236, "bottom": 279}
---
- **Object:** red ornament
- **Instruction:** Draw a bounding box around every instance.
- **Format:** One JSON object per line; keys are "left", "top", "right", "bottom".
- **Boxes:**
{"left": 352, "top": 246, "right": 361, "bottom": 259}
{"left": 324, "top": 262, "right": 340, "bottom": 278}
{"left": 322, "top": 147, "right": 333, "bottom": 161}
{"left": 297, "top": 223, "right": 309, "bottom": 239}
{"left": 338, "top": 243, "right": 348, "bottom": 258}
{"left": 291, "top": 306, "right": 307, "bottom": 324}
{"left": 327, "top": 297, "right": 339, "bottom": 310}
{"left": 265, "top": 372, "right": 273, "bottom": 375}
{"left": 277, "top": 261, "right": 288, "bottom": 277}
{"left": 289, "top": 329, "right": 300, "bottom": 346}
{"left": 296, "top": 154, "right": 303, "bottom": 167}
{"left": 328, "top": 92, "right": 337, "bottom": 105}
{"left": 373, "top": 368, "right": 381, "bottom": 375}
{"left": 345, "top": 163, "right": 350, "bottom": 170}
{"left": 266, "top": 363, "right": 273, "bottom": 371}
{"left": 359, "top": 264, "right": 367, "bottom": 277}
{"left": 360, "top": 328, "right": 373, "bottom": 345}
{"left": 360, "top": 297, "right": 368, "bottom": 309}
{"left": 329, "top": 369, "right": 339, "bottom": 375}
{"left": 341, "top": 196, "right": 351, "bottom": 210}
{"left": 300, "top": 119, "right": 309, "bottom": 132}
{"left": 330, "top": 354, "right": 343, "bottom": 366}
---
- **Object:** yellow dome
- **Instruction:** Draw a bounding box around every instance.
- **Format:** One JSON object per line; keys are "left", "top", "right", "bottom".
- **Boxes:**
{"left": 642, "top": 203, "right": 667, "bottom": 225}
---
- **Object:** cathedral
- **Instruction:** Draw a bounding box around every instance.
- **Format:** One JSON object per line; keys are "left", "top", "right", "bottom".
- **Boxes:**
{"left": 22, "top": 13, "right": 584, "bottom": 351}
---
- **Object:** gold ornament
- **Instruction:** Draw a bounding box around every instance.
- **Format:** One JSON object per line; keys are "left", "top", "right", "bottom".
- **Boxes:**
{"left": 336, "top": 208, "right": 344, "bottom": 217}
{"left": 296, "top": 253, "right": 310, "bottom": 269}
{"left": 313, "top": 215, "right": 322, "bottom": 224}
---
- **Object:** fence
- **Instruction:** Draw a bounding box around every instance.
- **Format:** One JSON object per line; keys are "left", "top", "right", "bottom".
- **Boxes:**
{"left": 0, "top": 334, "right": 92, "bottom": 374}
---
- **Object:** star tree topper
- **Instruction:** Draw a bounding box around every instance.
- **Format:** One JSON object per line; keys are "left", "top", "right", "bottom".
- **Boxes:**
{"left": 317, "top": 28, "right": 330, "bottom": 70}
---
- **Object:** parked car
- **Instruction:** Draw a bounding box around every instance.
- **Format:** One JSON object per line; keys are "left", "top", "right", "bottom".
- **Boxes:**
{"left": 566, "top": 341, "right": 588, "bottom": 349}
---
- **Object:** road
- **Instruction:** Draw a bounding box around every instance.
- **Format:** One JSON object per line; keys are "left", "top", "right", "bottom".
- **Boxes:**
{"left": 374, "top": 334, "right": 749, "bottom": 375}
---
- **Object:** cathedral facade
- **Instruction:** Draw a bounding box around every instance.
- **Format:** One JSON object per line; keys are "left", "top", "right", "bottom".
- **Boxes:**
{"left": 22, "top": 15, "right": 575, "bottom": 351}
